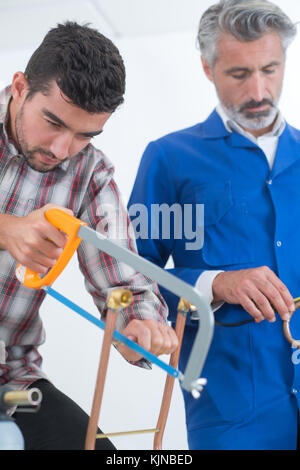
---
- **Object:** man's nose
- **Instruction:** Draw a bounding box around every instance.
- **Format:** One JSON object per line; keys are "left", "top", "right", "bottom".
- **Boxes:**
{"left": 49, "top": 133, "right": 72, "bottom": 160}
{"left": 248, "top": 73, "right": 265, "bottom": 103}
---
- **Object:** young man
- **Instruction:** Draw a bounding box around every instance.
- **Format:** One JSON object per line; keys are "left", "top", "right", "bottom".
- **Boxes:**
{"left": 129, "top": 0, "right": 300, "bottom": 449}
{"left": 0, "top": 21, "right": 178, "bottom": 450}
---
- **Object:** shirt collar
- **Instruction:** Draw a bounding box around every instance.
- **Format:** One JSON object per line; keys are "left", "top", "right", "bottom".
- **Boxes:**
{"left": 0, "top": 86, "right": 70, "bottom": 172}
{"left": 216, "top": 103, "right": 286, "bottom": 143}
{"left": 0, "top": 86, "right": 19, "bottom": 155}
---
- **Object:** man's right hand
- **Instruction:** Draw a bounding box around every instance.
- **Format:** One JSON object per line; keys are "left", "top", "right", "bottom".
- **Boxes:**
{"left": 212, "top": 266, "right": 295, "bottom": 323}
{"left": 0, "top": 204, "right": 72, "bottom": 274}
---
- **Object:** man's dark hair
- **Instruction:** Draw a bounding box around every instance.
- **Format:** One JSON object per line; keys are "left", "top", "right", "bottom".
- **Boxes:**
{"left": 24, "top": 21, "right": 126, "bottom": 113}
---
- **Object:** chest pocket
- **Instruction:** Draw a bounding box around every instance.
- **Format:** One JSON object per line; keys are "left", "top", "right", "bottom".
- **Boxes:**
{"left": 192, "top": 181, "right": 254, "bottom": 267}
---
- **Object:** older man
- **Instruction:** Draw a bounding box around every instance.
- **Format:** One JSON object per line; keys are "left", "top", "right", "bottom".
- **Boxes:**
{"left": 129, "top": 0, "right": 300, "bottom": 449}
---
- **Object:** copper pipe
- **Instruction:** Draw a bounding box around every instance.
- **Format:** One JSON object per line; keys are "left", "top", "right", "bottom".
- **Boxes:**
{"left": 283, "top": 300, "right": 300, "bottom": 349}
{"left": 84, "top": 307, "right": 117, "bottom": 450}
{"left": 84, "top": 289, "right": 133, "bottom": 450}
{"left": 153, "top": 299, "right": 190, "bottom": 450}
{"left": 97, "top": 428, "right": 159, "bottom": 439}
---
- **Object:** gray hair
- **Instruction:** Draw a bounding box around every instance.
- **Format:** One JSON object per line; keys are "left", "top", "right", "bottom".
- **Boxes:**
{"left": 198, "top": 0, "right": 297, "bottom": 65}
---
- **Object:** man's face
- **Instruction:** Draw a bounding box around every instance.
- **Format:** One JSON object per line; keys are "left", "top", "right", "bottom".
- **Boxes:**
{"left": 202, "top": 32, "right": 285, "bottom": 134}
{"left": 10, "top": 77, "right": 111, "bottom": 172}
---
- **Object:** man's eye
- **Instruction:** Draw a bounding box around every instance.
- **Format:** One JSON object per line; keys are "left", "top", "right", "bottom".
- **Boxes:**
{"left": 46, "top": 120, "right": 60, "bottom": 128}
{"left": 263, "top": 68, "right": 275, "bottom": 75}
{"left": 78, "top": 135, "right": 93, "bottom": 141}
{"left": 232, "top": 73, "right": 247, "bottom": 80}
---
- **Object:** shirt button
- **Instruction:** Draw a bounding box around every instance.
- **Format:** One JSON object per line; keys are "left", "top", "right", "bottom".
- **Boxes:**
{"left": 292, "top": 388, "right": 298, "bottom": 395}
{"left": 276, "top": 241, "right": 282, "bottom": 247}
{"left": 267, "top": 179, "right": 273, "bottom": 185}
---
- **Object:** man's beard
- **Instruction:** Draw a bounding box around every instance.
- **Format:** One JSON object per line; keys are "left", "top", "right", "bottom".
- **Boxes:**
{"left": 220, "top": 96, "right": 281, "bottom": 132}
{"left": 15, "top": 104, "right": 68, "bottom": 173}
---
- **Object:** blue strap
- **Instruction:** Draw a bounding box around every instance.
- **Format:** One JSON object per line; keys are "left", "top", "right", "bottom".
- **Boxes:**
{"left": 44, "top": 286, "right": 179, "bottom": 379}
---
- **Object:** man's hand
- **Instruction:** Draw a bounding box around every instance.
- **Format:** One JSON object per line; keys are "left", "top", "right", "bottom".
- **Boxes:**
{"left": 0, "top": 203, "right": 73, "bottom": 273}
{"left": 212, "top": 266, "right": 295, "bottom": 323}
{"left": 117, "top": 319, "right": 179, "bottom": 362}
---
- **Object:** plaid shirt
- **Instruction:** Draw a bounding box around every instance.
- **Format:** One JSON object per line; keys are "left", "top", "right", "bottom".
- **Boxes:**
{"left": 0, "top": 86, "right": 167, "bottom": 391}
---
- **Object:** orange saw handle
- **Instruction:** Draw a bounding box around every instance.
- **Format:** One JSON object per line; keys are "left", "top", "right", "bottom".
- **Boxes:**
{"left": 15, "top": 208, "right": 87, "bottom": 289}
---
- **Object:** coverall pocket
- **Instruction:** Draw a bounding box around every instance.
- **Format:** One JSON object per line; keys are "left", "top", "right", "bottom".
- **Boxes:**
{"left": 203, "top": 321, "right": 255, "bottom": 422}
{"left": 194, "top": 181, "right": 254, "bottom": 267}
{"left": 181, "top": 323, "right": 254, "bottom": 428}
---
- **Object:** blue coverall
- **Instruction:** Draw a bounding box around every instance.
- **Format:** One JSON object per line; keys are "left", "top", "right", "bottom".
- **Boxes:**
{"left": 128, "top": 110, "right": 300, "bottom": 449}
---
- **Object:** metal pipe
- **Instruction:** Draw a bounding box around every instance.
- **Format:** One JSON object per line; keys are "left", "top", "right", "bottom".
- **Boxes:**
{"left": 3, "top": 388, "right": 42, "bottom": 407}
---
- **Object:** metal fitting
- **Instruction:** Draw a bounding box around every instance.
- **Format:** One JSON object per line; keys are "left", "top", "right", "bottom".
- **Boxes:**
{"left": 107, "top": 289, "right": 133, "bottom": 310}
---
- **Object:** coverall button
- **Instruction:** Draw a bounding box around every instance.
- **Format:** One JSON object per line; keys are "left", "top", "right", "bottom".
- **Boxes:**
{"left": 276, "top": 241, "right": 282, "bottom": 247}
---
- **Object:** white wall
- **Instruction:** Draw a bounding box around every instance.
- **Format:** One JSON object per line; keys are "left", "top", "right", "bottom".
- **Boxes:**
{"left": 1, "top": 1, "right": 300, "bottom": 451}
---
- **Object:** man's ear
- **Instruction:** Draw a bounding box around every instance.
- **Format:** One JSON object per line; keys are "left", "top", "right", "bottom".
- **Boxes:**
{"left": 201, "top": 56, "right": 214, "bottom": 83}
{"left": 11, "top": 72, "right": 29, "bottom": 101}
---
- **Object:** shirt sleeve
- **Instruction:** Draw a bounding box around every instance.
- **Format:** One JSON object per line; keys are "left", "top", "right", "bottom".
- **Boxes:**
{"left": 195, "top": 270, "right": 225, "bottom": 312}
{"left": 76, "top": 156, "right": 168, "bottom": 335}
